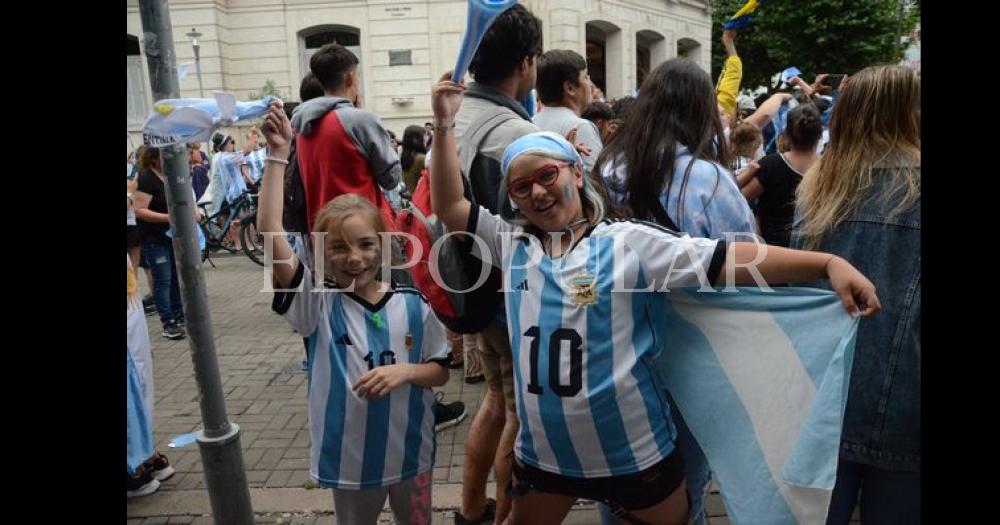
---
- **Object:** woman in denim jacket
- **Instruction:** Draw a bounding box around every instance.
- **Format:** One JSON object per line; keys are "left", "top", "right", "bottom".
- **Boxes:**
{"left": 792, "top": 65, "right": 920, "bottom": 524}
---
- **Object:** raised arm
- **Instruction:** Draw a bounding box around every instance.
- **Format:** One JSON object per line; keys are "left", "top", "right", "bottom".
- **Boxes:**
{"left": 716, "top": 29, "right": 742, "bottom": 117}
{"left": 743, "top": 92, "right": 792, "bottom": 129}
{"left": 257, "top": 101, "right": 298, "bottom": 287}
{"left": 429, "top": 71, "right": 473, "bottom": 234}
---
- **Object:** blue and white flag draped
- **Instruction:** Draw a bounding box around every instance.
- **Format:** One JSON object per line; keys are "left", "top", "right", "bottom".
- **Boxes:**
{"left": 216, "top": 151, "right": 249, "bottom": 204}
{"left": 127, "top": 347, "right": 154, "bottom": 475}
{"left": 773, "top": 99, "right": 793, "bottom": 137}
{"left": 128, "top": 257, "right": 157, "bottom": 475}
{"left": 142, "top": 92, "right": 276, "bottom": 147}
{"left": 657, "top": 287, "right": 858, "bottom": 525}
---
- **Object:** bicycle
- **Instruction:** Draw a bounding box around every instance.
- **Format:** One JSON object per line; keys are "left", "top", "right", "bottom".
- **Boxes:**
{"left": 239, "top": 210, "right": 265, "bottom": 266}
{"left": 198, "top": 191, "right": 261, "bottom": 267}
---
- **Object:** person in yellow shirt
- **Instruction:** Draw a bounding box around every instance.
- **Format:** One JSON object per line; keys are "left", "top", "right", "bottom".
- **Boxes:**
{"left": 716, "top": 29, "right": 742, "bottom": 132}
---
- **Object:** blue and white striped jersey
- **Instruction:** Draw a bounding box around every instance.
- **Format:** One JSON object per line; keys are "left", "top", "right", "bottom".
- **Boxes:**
{"left": 470, "top": 207, "right": 727, "bottom": 478}
{"left": 273, "top": 264, "right": 449, "bottom": 489}
{"left": 243, "top": 147, "right": 267, "bottom": 184}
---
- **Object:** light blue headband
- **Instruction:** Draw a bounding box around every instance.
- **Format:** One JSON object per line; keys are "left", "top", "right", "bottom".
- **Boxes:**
{"left": 500, "top": 131, "right": 582, "bottom": 179}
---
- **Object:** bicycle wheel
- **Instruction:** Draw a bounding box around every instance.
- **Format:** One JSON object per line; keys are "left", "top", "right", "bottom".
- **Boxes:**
{"left": 199, "top": 222, "right": 211, "bottom": 262}
{"left": 241, "top": 216, "right": 265, "bottom": 266}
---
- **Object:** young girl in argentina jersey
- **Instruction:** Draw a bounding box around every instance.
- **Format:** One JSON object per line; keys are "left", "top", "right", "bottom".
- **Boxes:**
{"left": 428, "top": 72, "right": 881, "bottom": 525}
{"left": 257, "top": 101, "right": 450, "bottom": 525}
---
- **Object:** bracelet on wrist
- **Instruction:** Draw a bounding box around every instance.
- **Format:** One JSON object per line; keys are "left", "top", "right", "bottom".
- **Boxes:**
{"left": 266, "top": 157, "right": 289, "bottom": 165}
{"left": 434, "top": 121, "right": 455, "bottom": 134}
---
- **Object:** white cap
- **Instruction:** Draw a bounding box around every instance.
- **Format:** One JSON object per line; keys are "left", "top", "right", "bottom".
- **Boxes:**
{"left": 737, "top": 95, "right": 756, "bottom": 113}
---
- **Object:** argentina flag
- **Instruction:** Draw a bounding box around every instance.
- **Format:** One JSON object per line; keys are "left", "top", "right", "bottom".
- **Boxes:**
{"left": 217, "top": 151, "right": 249, "bottom": 204}
{"left": 127, "top": 347, "right": 155, "bottom": 475}
{"left": 142, "top": 92, "right": 275, "bottom": 147}
{"left": 656, "top": 287, "right": 858, "bottom": 525}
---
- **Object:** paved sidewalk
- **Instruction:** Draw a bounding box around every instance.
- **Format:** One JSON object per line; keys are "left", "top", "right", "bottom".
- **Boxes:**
{"left": 126, "top": 254, "right": 776, "bottom": 524}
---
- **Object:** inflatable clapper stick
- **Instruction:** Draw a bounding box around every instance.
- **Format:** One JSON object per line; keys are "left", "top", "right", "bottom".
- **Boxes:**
{"left": 519, "top": 88, "right": 536, "bottom": 118}
{"left": 142, "top": 92, "right": 276, "bottom": 148}
{"left": 451, "top": 0, "right": 519, "bottom": 83}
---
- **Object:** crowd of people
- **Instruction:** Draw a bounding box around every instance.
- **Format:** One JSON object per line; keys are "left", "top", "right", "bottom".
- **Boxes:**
{"left": 127, "top": 4, "right": 920, "bottom": 524}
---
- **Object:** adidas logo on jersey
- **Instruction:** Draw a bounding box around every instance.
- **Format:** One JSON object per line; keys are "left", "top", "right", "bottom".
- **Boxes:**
{"left": 515, "top": 280, "right": 529, "bottom": 291}
{"left": 335, "top": 333, "right": 352, "bottom": 346}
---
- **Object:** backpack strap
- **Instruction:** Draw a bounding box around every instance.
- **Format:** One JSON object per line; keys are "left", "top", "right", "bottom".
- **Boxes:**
{"left": 458, "top": 105, "right": 520, "bottom": 178}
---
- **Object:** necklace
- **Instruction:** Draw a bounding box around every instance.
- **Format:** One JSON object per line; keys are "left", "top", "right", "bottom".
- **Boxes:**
{"left": 544, "top": 217, "right": 589, "bottom": 258}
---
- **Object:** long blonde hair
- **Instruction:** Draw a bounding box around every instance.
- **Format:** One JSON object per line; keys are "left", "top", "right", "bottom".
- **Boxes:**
{"left": 795, "top": 65, "right": 920, "bottom": 250}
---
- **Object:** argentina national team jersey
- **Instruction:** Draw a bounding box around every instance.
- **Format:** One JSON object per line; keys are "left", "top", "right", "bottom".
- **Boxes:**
{"left": 244, "top": 147, "right": 267, "bottom": 184}
{"left": 272, "top": 263, "right": 449, "bottom": 489}
{"left": 470, "top": 207, "right": 728, "bottom": 478}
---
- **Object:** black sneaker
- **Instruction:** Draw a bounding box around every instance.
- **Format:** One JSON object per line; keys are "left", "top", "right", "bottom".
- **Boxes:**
{"left": 127, "top": 467, "right": 161, "bottom": 499}
{"left": 174, "top": 318, "right": 186, "bottom": 329}
{"left": 162, "top": 321, "right": 186, "bottom": 340}
{"left": 433, "top": 392, "right": 466, "bottom": 432}
{"left": 143, "top": 452, "right": 176, "bottom": 482}
{"left": 143, "top": 295, "right": 156, "bottom": 315}
{"left": 455, "top": 498, "right": 496, "bottom": 525}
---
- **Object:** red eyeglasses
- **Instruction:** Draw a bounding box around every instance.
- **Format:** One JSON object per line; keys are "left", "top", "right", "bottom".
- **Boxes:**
{"left": 507, "top": 161, "right": 570, "bottom": 199}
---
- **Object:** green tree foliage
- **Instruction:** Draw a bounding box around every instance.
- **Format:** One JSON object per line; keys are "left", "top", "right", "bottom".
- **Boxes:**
{"left": 248, "top": 79, "right": 288, "bottom": 101}
{"left": 711, "top": 0, "right": 919, "bottom": 91}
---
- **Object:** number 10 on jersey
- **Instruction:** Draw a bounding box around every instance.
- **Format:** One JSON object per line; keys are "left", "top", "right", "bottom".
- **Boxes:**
{"left": 524, "top": 326, "right": 583, "bottom": 397}
{"left": 363, "top": 350, "right": 397, "bottom": 370}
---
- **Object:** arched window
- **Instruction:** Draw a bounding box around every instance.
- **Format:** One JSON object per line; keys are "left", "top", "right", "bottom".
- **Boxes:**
{"left": 677, "top": 37, "right": 702, "bottom": 67}
{"left": 635, "top": 30, "right": 667, "bottom": 88}
{"left": 586, "top": 20, "right": 623, "bottom": 98}
{"left": 298, "top": 25, "right": 362, "bottom": 95}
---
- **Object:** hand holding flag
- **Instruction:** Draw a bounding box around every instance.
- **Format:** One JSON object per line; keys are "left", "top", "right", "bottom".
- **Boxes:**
{"left": 142, "top": 92, "right": 276, "bottom": 147}
{"left": 723, "top": 0, "right": 768, "bottom": 30}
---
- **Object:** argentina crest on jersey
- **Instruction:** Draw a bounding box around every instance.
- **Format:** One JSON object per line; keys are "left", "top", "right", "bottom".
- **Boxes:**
{"left": 568, "top": 271, "right": 597, "bottom": 306}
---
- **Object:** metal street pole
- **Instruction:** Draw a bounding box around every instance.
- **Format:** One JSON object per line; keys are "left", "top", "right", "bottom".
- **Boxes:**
{"left": 137, "top": 2, "right": 254, "bottom": 523}
{"left": 186, "top": 27, "right": 205, "bottom": 98}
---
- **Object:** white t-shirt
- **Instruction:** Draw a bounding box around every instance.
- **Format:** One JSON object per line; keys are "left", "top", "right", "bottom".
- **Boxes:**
{"left": 532, "top": 106, "right": 603, "bottom": 175}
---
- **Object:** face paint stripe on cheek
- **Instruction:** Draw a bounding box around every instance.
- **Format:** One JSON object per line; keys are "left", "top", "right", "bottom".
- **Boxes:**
{"left": 563, "top": 181, "right": 574, "bottom": 199}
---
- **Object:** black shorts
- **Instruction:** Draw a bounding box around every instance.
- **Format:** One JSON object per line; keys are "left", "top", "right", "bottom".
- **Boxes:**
{"left": 511, "top": 449, "right": 686, "bottom": 511}
{"left": 127, "top": 225, "right": 141, "bottom": 250}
